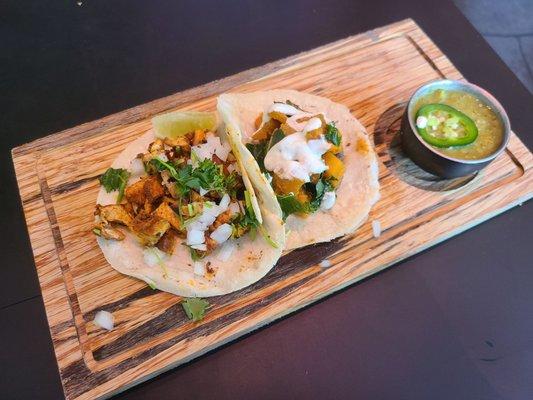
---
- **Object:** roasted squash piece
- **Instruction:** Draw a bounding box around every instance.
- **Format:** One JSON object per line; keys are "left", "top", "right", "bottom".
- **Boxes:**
{"left": 268, "top": 111, "right": 287, "bottom": 123}
{"left": 323, "top": 151, "right": 345, "bottom": 187}
{"left": 272, "top": 175, "right": 305, "bottom": 195}
{"left": 254, "top": 113, "right": 263, "bottom": 129}
{"left": 279, "top": 122, "right": 296, "bottom": 135}
{"left": 252, "top": 118, "right": 280, "bottom": 141}
{"left": 305, "top": 115, "right": 327, "bottom": 140}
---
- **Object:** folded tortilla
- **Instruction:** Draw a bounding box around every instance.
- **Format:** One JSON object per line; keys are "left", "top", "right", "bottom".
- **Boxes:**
{"left": 96, "top": 125, "right": 285, "bottom": 297}
{"left": 218, "top": 90, "right": 380, "bottom": 250}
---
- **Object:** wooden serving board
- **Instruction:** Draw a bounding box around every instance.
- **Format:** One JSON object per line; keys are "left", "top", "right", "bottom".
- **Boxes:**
{"left": 11, "top": 19, "right": 533, "bottom": 400}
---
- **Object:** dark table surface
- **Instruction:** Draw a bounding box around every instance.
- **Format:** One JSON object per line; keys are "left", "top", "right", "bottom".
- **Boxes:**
{"left": 1, "top": 1, "right": 532, "bottom": 399}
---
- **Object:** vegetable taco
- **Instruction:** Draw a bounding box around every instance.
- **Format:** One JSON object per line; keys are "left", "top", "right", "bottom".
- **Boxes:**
{"left": 218, "top": 90, "right": 380, "bottom": 250}
{"left": 94, "top": 111, "right": 285, "bottom": 297}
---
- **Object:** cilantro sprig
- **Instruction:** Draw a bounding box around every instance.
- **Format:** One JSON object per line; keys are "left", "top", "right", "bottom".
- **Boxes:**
{"left": 151, "top": 157, "right": 237, "bottom": 197}
{"left": 99, "top": 168, "right": 130, "bottom": 203}
{"left": 182, "top": 297, "right": 209, "bottom": 322}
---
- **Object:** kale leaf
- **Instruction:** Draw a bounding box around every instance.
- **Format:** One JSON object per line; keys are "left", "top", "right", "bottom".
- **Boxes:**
{"left": 325, "top": 122, "right": 341, "bottom": 146}
{"left": 246, "top": 129, "right": 285, "bottom": 173}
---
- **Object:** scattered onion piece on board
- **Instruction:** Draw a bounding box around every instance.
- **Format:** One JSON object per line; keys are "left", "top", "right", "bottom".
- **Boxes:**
{"left": 94, "top": 311, "right": 114, "bottom": 331}
{"left": 372, "top": 220, "right": 381, "bottom": 238}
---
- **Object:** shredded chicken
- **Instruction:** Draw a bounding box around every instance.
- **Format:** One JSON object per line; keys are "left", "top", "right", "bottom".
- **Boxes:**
{"left": 94, "top": 127, "right": 252, "bottom": 256}
{"left": 131, "top": 213, "right": 171, "bottom": 246}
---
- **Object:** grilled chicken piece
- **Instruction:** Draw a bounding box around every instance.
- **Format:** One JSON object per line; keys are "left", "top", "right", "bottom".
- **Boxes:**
{"left": 95, "top": 204, "right": 133, "bottom": 226}
{"left": 125, "top": 179, "right": 146, "bottom": 205}
{"left": 143, "top": 176, "right": 165, "bottom": 203}
{"left": 205, "top": 235, "right": 218, "bottom": 252}
{"left": 148, "top": 138, "right": 165, "bottom": 153}
{"left": 131, "top": 213, "right": 170, "bottom": 246}
{"left": 212, "top": 210, "right": 232, "bottom": 230}
{"left": 192, "top": 129, "right": 206, "bottom": 145}
{"left": 163, "top": 136, "right": 190, "bottom": 152}
{"left": 93, "top": 223, "right": 125, "bottom": 241}
{"left": 154, "top": 202, "right": 183, "bottom": 231}
{"left": 156, "top": 229, "right": 179, "bottom": 254}
{"left": 125, "top": 176, "right": 165, "bottom": 205}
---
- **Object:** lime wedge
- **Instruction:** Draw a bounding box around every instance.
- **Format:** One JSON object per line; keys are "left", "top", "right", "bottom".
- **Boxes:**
{"left": 152, "top": 111, "right": 217, "bottom": 139}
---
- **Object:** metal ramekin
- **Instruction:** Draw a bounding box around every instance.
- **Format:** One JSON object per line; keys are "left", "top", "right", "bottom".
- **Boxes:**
{"left": 401, "top": 79, "right": 511, "bottom": 178}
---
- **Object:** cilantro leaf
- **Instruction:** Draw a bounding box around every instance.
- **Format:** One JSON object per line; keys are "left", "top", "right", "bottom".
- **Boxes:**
{"left": 181, "top": 298, "right": 209, "bottom": 322}
{"left": 99, "top": 168, "right": 130, "bottom": 203}
{"left": 151, "top": 157, "right": 234, "bottom": 197}
{"left": 325, "top": 122, "right": 341, "bottom": 146}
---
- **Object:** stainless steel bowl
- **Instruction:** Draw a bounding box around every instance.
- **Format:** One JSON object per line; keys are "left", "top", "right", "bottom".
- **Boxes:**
{"left": 401, "top": 79, "right": 511, "bottom": 178}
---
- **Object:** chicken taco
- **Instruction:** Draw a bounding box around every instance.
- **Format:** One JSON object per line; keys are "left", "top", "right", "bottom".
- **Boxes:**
{"left": 218, "top": 90, "right": 379, "bottom": 250}
{"left": 94, "top": 111, "right": 285, "bottom": 297}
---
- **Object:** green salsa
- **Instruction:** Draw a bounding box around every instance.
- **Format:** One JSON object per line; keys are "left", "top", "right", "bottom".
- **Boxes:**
{"left": 414, "top": 89, "right": 504, "bottom": 160}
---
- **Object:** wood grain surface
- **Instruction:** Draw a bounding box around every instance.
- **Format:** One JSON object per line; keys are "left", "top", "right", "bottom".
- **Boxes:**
{"left": 11, "top": 19, "right": 533, "bottom": 400}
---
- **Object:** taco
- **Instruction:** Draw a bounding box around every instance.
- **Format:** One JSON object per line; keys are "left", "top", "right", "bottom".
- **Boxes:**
{"left": 218, "top": 90, "right": 379, "bottom": 250}
{"left": 93, "top": 111, "right": 285, "bottom": 297}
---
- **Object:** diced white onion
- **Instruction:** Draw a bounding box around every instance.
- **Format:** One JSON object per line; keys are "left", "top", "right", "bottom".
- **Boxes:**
{"left": 229, "top": 201, "right": 241, "bottom": 215}
{"left": 199, "top": 187, "right": 209, "bottom": 196}
{"left": 319, "top": 259, "right": 332, "bottom": 268}
{"left": 320, "top": 191, "right": 336, "bottom": 211}
{"left": 190, "top": 243, "right": 207, "bottom": 251}
{"left": 130, "top": 157, "right": 145, "bottom": 176}
{"left": 157, "top": 154, "right": 169, "bottom": 162}
{"left": 219, "top": 193, "right": 231, "bottom": 211}
{"left": 93, "top": 310, "right": 114, "bottom": 331}
{"left": 187, "top": 229, "right": 205, "bottom": 245}
{"left": 191, "top": 133, "right": 232, "bottom": 162}
{"left": 217, "top": 241, "right": 236, "bottom": 261}
{"left": 214, "top": 141, "right": 231, "bottom": 162}
{"left": 210, "top": 223, "right": 233, "bottom": 244}
{"left": 372, "top": 220, "right": 381, "bottom": 238}
{"left": 227, "top": 163, "right": 236, "bottom": 173}
{"left": 193, "top": 261, "right": 206, "bottom": 276}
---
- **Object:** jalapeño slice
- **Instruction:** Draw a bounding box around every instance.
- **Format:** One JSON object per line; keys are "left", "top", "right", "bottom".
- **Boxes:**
{"left": 415, "top": 104, "right": 478, "bottom": 148}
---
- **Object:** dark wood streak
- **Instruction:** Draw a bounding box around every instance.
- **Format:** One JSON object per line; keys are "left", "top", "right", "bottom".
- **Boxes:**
{"left": 50, "top": 319, "right": 75, "bottom": 336}
{"left": 84, "top": 287, "right": 160, "bottom": 321}
{"left": 23, "top": 174, "right": 99, "bottom": 206}
{"left": 37, "top": 165, "right": 85, "bottom": 344}
{"left": 52, "top": 175, "right": 99, "bottom": 196}
{"left": 63, "top": 273, "right": 320, "bottom": 398}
